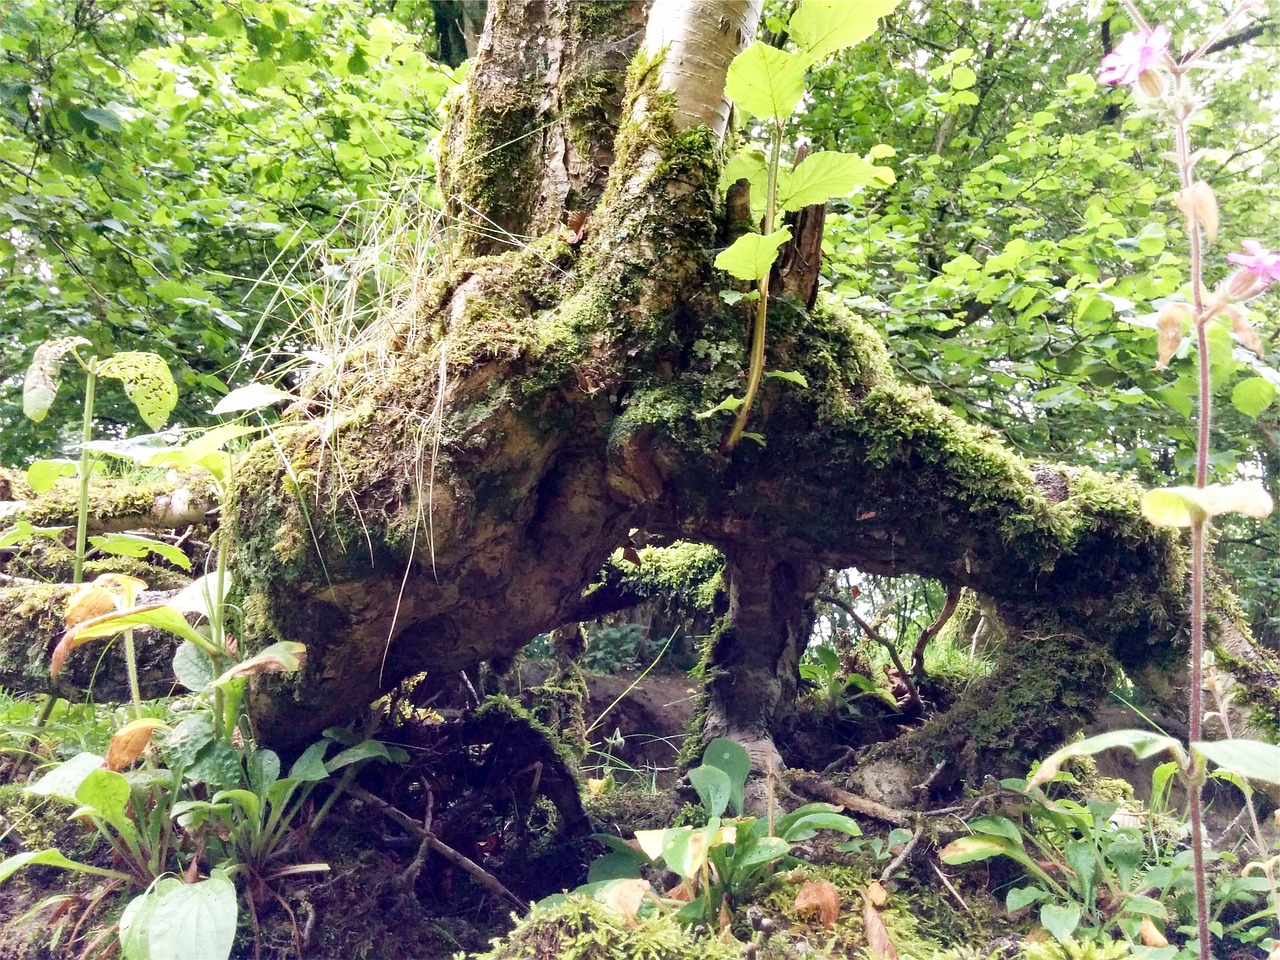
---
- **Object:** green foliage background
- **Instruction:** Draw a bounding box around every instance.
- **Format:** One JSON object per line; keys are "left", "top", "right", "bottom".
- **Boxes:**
{"left": 2, "top": 0, "right": 1277, "bottom": 637}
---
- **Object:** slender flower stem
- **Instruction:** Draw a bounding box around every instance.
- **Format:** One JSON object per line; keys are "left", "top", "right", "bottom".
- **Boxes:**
{"left": 74, "top": 362, "right": 97, "bottom": 586}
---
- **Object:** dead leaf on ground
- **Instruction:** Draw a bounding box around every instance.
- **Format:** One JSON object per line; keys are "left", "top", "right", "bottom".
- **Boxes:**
{"left": 865, "top": 880, "right": 889, "bottom": 908}
{"left": 600, "top": 878, "right": 649, "bottom": 926}
{"left": 793, "top": 879, "right": 840, "bottom": 929}
{"left": 860, "top": 887, "right": 899, "bottom": 960}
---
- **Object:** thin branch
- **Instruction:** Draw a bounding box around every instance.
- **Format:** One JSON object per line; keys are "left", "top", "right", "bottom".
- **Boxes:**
{"left": 817, "top": 592, "right": 926, "bottom": 716}
{"left": 349, "top": 784, "right": 529, "bottom": 913}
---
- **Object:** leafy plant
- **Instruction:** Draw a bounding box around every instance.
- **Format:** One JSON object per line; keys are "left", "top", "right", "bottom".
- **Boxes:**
{"left": 20, "top": 338, "right": 179, "bottom": 584}
{"left": 798, "top": 643, "right": 891, "bottom": 716}
{"left": 710, "top": 1, "right": 899, "bottom": 449}
{"left": 1022, "top": 7, "right": 1280, "bottom": 958}
{"left": 572, "top": 738, "right": 861, "bottom": 928}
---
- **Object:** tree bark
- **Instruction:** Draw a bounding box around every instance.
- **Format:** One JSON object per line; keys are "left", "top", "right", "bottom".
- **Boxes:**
{"left": 150, "top": 0, "right": 1279, "bottom": 792}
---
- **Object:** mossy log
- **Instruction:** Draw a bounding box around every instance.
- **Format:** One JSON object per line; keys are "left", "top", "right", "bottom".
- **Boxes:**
{"left": 0, "top": 585, "right": 184, "bottom": 702}
{"left": 3, "top": 2, "right": 1266, "bottom": 797}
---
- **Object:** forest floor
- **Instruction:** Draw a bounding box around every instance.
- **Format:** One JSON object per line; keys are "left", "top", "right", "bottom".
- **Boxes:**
{"left": 0, "top": 667, "right": 1271, "bottom": 960}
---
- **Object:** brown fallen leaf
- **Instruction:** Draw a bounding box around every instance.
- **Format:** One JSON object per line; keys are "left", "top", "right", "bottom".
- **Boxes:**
{"left": 865, "top": 880, "right": 889, "bottom": 908}
{"left": 1138, "top": 917, "right": 1168, "bottom": 948}
{"left": 600, "top": 878, "right": 649, "bottom": 926}
{"left": 106, "top": 718, "right": 167, "bottom": 771}
{"left": 860, "top": 887, "right": 899, "bottom": 960}
{"left": 793, "top": 879, "right": 840, "bottom": 929}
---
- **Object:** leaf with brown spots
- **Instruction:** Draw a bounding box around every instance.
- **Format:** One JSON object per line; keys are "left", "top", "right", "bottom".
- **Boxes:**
{"left": 64, "top": 585, "right": 118, "bottom": 629}
{"left": 792, "top": 879, "right": 840, "bottom": 929}
{"left": 210, "top": 641, "right": 307, "bottom": 688}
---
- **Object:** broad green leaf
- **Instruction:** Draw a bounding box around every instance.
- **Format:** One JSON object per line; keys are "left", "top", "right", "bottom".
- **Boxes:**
{"left": 729, "top": 834, "right": 789, "bottom": 879}
{"left": 23, "top": 337, "right": 89, "bottom": 422}
{"left": 0, "top": 847, "right": 129, "bottom": 884}
{"left": 587, "top": 853, "right": 644, "bottom": 884}
{"left": 1193, "top": 739, "right": 1280, "bottom": 785}
{"left": 938, "top": 834, "right": 1024, "bottom": 865}
{"left": 722, "top": 147, "right": 768, "bottom": 196}
{"left": 776, "top": 810, "right": 861, "bottom": 841}
{"left": 1142, "top": 481, "right": 1274, "bottom": 527}
{"left": 210, "top": 641, "right": 307, "bottom": 689}
{"left": 169, "top": 573, "right": 231, "bottom": 619}
{"left": 80, "top": 106, "right": 123, "bottom": 132}
{"left": 1136, "top": 222, "right": 1166, "bottom": 256}
{"left": 715, "top": 228, "right": 791, "bottom": 281}
{"left": 696, "top": 395, "right": 745, "bottom": 418}
{"left": 966, "top": 815, "right": 1023, "bottom": 844}
{"left": 1006, "top": 886, "right": 1049, "bottom": 911}
{"left": 125, "top": 870, "right": 237, "bottom": 960}
{"left": 1028, "top": 730, "right": 1185, "bottom": 789}
{"left": 1231, "top": 377, "right": 1276, "bottom": 419}
{"left": 1040, "top": 902, "right": 1081, "bottom": 943}
{"left": 211, "top": 383, "right": 294, "bottom": 415}
{"left": 778, "top": 152, "right": 893, "bottom": 211}
{"left": 326, "top": 738, "right": 399, "bottom": 772}
{"left": 97, "top": 352, "right": 178, "bottom": 430}
{"left": 27, "top": 752, "right": 107, "bottom": 803}
{"left": 89, "top": 533, "right": 192, "bottom": 570}
{"left": 76, "top": 768, "right": 132, "bottom": 831}
{"left": 702, "top": 738, "right": 751, "bottom": 816}
{"left": 789, "top": 0, "right": 899, "bottom": 59}
{"left": 209, "top": 788, "right": 261, "bottom": 823}
{"left": 63, "top": 603, "right": 211, "bottom": 651}
{"left": 287, "top": 738, "right": 332, "bottom": 782}
{"left": 172, "top": 640, "right": 216, "bottom": 693}
{"left": 764, "top": 370, "right": 809, "bottom": 388}
{"left": 724, "top": 42, "right": 809, "bottom": 120}
{"left": 633, "top": 827, "right": 671, "bottom": 863}
{"left": 145, "top": 425, "right": 259, "bottom": 474}
{"left": 26, "top": 459, "right": 78, "bottom": 493}
{"left": 688, "top": 764, "right": 732, "bottom": 819}
{"left": 950, "top": 65, "right": 977, "bottom": 90}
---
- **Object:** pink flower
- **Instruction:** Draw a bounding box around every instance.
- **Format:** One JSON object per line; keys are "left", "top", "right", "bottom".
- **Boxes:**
{"left": 1099, "top": 25, "right": 1171, "bottom": 87}
{"left": 1226, "top": 240, "right": 1280, "bottom": 286}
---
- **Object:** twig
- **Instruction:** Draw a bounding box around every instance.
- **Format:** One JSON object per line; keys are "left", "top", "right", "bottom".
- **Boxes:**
{"left": 929, "top": 859, "right": 973, "bottom": 915}
{"left": 793, "top": 775, "right": 910, "bottom": 826}
{"left": 817, "top": 592, "right": 926, "bottom": 716}
{"left": 909, "top": 586, "right": 961, "bottom": 681}
{"left": 879, "top": 825, "right": 925, "bottom": 885}
{"left": 397, "top": 787, "right": 435, "bottom": 888}
{"left": 349, "top": 784, "right": 528, "bottom": 912}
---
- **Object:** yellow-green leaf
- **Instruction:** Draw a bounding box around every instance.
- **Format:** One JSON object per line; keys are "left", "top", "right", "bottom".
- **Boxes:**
{"left": 1142, "top": 482, "right": 1274, "bottom": 528}
{"left": 23, "top": 337, "right": 90, "bottom": 423}
{"left": 715, "top": 228, "right": 792, "bottom": 281}
{"left": 789, "top": 0, "right": 900, "bottom": 60}
{"left": 778, "top": 152, "right": 894, "bottom": 211}
{"left": 97, "top": 352, "right": 178, "bottom": 431}
{"left": 724, "top": 42, "right": 809, "bottom": 121}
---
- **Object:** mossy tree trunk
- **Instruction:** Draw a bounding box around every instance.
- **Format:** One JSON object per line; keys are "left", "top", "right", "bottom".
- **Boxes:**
{"left": 217, "top": 0, "right": 1279, "bottom": 796}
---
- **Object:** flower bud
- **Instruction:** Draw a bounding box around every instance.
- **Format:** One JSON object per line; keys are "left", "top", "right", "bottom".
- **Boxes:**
{"left": 1137, "top": 69, "right": 1166, "bottom": 99}
{"left": 1222, "top": 268, "right": 1266, "bottom": 303}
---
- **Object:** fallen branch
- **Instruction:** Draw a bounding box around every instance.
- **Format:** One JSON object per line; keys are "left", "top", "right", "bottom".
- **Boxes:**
{"left": 793, "top": 775, "right": 911, "bottom": 826}
{"left": 348, "top": 783, "right": 529, "bottom": 913}
{"left": 817, "top": 592, "right": 926, "bottom": 716}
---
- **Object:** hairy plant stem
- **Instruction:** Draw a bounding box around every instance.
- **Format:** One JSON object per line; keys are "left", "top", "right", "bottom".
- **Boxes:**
{"left": 74, "top": 360, "right": 97, "bottom": 586}
{"left": 726, "top": 119, "right": 784, "bottom": 451}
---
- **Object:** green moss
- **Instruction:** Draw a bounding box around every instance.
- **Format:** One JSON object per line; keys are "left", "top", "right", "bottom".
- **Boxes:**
{"left": 471, "top": 898, "right": 746, "bottom": 960}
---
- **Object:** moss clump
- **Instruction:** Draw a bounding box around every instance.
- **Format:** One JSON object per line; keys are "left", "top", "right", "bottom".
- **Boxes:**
{"left": 471, "top": 898, "right": 746, "bottom": 960}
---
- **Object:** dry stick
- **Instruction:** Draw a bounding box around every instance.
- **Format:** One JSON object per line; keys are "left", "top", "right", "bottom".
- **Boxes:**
{"left": 908, "top": 585, "right": 961, "bottom": 680}
{"left": 879, "top": 825, "right": 925, "bottom": 886}
{"left": 793, "top": 775, "right": 911, "bottom": 826}
{"left": 817, "top": 593, "right": 926, "bottom": 716}
{"left": 349, "top": 784, "right": 529, "bottom": 913}
{"left": 929, "top": 859, "right": 973, "bottom": 916}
